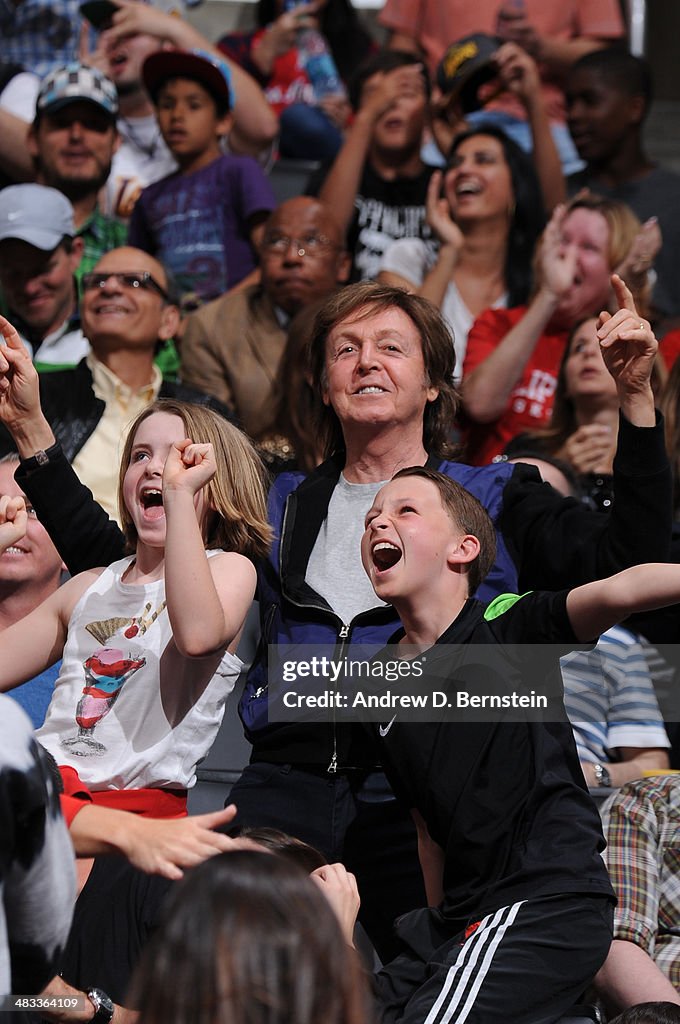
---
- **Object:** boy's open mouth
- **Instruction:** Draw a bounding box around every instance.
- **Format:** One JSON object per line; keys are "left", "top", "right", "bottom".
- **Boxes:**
{"left": 372, "top": 541, "right": 402, "bottom": 571}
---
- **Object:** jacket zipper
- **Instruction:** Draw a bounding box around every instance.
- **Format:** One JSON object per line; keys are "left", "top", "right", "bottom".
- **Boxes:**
{"left": 327, "top": 622, "right": 351, "bottom": 772}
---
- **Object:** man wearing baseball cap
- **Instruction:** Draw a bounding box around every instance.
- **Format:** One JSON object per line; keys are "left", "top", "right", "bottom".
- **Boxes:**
{"left": 28, "top": 62, "right": 127, "bottom": 278}
{"left": 0, "top": 184, "right": 89, "bottom": 371}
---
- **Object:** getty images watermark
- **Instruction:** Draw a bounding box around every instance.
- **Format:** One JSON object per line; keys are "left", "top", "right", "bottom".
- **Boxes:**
{"left": 266, "top": 644, "right": 567, "bottom": 724}
{"left": 261, "top": 642, "right": 680, "bottom": 724}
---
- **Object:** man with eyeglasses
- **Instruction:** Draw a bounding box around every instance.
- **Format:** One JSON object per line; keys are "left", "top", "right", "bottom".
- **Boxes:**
{"left": 180, "top": 196, "right": 350, "bottom": 440}
{"left": 28, "top": 62, "right": 127, "bottom": 279}
{"left": 0, "top": 244, "right": 230, "bottom": 522}
{"left": 0, "top": 183, "right": 90, "bottom": 371}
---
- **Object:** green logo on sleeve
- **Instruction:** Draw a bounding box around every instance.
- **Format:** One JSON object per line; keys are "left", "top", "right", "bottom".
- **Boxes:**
{"left": 483, "top": 592, "right": 533, "bottom": 621}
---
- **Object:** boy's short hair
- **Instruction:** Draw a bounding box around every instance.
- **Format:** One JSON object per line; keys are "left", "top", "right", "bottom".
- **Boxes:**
{"left": 348, "top": 50, "right": 430, "bottom": 112}
{"left": 142, "top": 49, "right": 233, "bottom": 117}
{"left": 118, "top": 399, "right": 272, "bottom": 559}
{"left": 608, "top": 1004, "right": 680, "bottom": 1024}
{"left": 391, "top": 467, "right": 497, "bottom": 595}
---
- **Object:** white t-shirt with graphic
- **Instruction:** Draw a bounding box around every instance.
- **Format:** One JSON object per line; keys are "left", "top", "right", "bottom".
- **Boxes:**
{"left": 37, "top": 554, "right": 241, "bottom": 790}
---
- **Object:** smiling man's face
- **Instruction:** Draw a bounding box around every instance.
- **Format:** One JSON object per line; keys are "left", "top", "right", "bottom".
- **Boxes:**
{"left": 0, "top": 238, "right": 80, "bottom": 339}
{"left": 80, "top": 246, "right": 178, "bottom": 354}
{"left": 323, "top": 306, "right": 438, "bottom": 440}
{"left": 0, "top": 460, "right": 63, "bottom": 595}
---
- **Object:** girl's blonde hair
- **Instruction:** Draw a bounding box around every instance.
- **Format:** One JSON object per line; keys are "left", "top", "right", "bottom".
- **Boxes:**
{"left": 118, "top": 400, "right": 272, "bottom": 559}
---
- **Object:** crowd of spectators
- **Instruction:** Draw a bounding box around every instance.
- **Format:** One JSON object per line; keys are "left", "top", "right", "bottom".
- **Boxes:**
{"left": 2, "top": 0, "right": 680, "bottom": 1020}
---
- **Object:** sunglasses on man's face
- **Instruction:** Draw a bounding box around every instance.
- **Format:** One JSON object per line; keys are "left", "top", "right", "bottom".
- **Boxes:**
{"left": 81, "top": 271, "right": 169, "bottom": 302}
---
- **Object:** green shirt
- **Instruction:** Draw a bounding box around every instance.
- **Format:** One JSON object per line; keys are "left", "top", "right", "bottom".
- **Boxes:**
{"left": 75, "top": 208, "right": 128, "bottom": 284}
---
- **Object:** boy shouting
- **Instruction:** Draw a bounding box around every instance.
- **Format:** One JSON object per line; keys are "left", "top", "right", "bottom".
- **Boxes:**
{"left": 360, "top": 465, "right": 677, "bottom": 1023}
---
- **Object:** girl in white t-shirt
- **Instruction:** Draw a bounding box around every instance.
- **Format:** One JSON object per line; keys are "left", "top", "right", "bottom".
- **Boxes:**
{"left": 0, "top": 398, "right": 271, "bottom": 813}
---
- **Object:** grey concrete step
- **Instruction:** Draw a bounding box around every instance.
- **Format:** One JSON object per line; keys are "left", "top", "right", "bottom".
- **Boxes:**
{"left": 644, "top": 100, "right": 680, "bottom": 174}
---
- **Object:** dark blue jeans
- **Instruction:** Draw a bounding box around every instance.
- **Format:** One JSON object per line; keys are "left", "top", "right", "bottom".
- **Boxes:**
{"left": 278, "top": 103, "right": 343, "bottom": 162}
{"left": 227, "top": 763, "right": 426, "bottom": 963}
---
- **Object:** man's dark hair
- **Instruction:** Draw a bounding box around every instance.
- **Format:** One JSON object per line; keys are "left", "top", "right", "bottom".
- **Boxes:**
{"left": 348, "top": 50, "right": 430, "bottom": 112}
{"left": 570, "top": 47, "right": 653, "bottom": 120}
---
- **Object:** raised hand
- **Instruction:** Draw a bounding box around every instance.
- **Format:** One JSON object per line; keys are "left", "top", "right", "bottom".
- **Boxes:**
{"left": 426, "top": 171, "right": 464, "bottom": 252}
{"left": 163, "top": 438, "right": 217, "bottom": 497}
{"left": 253, "top": 2, "right": 319, "bottom": 66}
{"left": 493, "top": 41, "right": 541, "bottom": 109}
{"left": 359, "top": 63, "right": 425, "bottom": 123}
{"left": 597, "top": 273, "right": 657, "bottom": 425}
{"left": 310, "top": 862, "right": 360, "bottom": 945}
{"left": 0, "top": 315, "right": 45, "bottom": 433}
{"left": 538, "top": 204, "right": 577, "bottom": 301}
{"left": 615, "top": 216, "right": 662, "bottom": 286}
{"left": 0, "top": 494, "right": 28, "bottom": 555}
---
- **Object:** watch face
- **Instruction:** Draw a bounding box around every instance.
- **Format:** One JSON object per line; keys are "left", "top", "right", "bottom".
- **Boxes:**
{"left": 88, "top": 988, "right": 114, "bottom": 1023}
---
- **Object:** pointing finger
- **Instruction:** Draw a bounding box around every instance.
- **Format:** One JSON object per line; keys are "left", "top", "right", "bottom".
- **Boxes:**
{"left": 610, "top": 273, "right": 638, "bottom": 315}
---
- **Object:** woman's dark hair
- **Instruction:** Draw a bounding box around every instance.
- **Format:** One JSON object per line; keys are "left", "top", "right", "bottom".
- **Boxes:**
{"left": 256, "top": 0, "right": 374, "bottom": 83}
{"left": 266, "top": 300, "right": 327, "bottom": 473}
{"left": 513, "top": 316, "right": 599, "bottom": 457}
{"left": 447, "top": 123, "right": 546, "bottom": 307}
{"left": 132, "top": 851, "right": 372, "bottom": 1024}
{"left": 520, "top": 314, "right": 665, "bottom": 461}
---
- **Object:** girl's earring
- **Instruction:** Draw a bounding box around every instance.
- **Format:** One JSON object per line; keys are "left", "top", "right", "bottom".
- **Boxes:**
{"left": 507, "top": 200, "right": 516, "bottom": 220}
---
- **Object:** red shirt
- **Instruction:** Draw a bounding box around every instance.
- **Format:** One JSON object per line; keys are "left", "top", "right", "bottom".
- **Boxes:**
{"left": 462, "top": 305, "right": 568, "bottom": 466}
{"left": 660, "top": 329, "right": 680, "bottom": 372}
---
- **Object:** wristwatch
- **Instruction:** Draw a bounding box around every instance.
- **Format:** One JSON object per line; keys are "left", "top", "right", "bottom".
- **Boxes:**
{"left": 20, "top": 442, "right": 60, "bottom": 472}
{"left": 591, "top": 762, "right": 612, "bottom": 788}
{"left": 86, "top": 988, "right": 114, "bottom": 1024}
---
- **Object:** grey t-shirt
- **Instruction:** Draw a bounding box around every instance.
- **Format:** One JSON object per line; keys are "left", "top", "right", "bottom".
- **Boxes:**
{"left": 306, "top": 474, "right": 388, "bottom": 626}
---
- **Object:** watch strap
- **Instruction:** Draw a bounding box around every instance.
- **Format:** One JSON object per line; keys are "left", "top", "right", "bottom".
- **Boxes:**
{"left": 19, "top": 442, "right": 61, "bottom": 473}
{"left": 592, "top": 762, "right": 612, "bottom": 788}
{"left": 86, "top": 987, "right": 114, "bottom": 1024}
